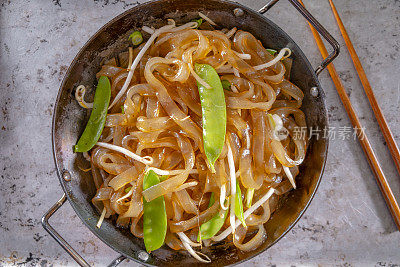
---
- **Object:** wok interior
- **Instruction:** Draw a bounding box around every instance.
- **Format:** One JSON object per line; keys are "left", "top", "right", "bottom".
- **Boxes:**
{"left": 52, "top": 0, "right": 328, "bottom": 265}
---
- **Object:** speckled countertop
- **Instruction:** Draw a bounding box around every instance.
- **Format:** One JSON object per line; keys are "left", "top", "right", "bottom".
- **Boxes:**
{"left": 0, "top": 0, "right": 399, "bottom": 266}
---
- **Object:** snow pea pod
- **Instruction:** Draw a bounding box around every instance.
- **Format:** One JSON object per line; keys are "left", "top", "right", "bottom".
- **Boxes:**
{"left": 143, "top": 170, "right": 167, "bottom": 252}
{"left": 74, "top": 76, "right": 111, "bottom": 152}
{"left": 197, "top": 193, "right": 228, "bottom": 241}
{"left": 235, "top": 181, "right": 246, "bottom": 227}
{"left": 194, "top": 63, "right": 226, "bottom": 172}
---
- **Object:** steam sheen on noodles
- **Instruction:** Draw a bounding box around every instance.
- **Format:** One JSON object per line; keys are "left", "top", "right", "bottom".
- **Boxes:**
{"left": 77, "top": 18, "right": 307, "bottom": 262}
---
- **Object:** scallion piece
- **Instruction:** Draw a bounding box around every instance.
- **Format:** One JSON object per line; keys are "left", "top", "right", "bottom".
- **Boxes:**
{"left": 221, "top": 79, "right": 231, "bottom": 91}
{"left": 266, "top": 48, "right": 277, "bottom": 56}
{"left": 193, "top": 18, "right": 203, "bottom": 28}
{"left": 124, "top": 186, "right": 132, "bottom": 193}
{"left": 129, "top": 31, "right": 143, "bottom": 46}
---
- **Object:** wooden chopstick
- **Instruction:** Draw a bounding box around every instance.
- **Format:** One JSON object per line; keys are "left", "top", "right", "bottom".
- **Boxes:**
{"left": 328, "top": 0, "right": 400, "bottom": 177}
{"left": 298, "top": 0, "right": 400, "bottom": 230}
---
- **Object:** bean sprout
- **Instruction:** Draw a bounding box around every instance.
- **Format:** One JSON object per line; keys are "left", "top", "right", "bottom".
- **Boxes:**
{"left": 220, "top": 184, "right": 229, "bottom": 210}
{"left": 96, "top": 207, "right": 106, "bottom": 228}
{"left": 283, "top": 166, "right": 296, "bottom": 189}
{"left": 233, "top": 51, "right": 251, "bottom": 59}
{"left": 75, "top": 85, "right": 93, "bottom": 109}
{"left": 211, "top": 188, "right": 275, "bottom": 242}
{"left": 198, "top": 11, "right": 217, "bottom": 26}
{"left": 177, "top": 232, "right": 201, "bottom": 247}
{"left": 96, "top": 142, "right": 153, "bottom": 165}
{"left": 109, "top": 24, "right": 176, "bottom": 109}
{"left": 233, "top": 67, "right": 240, "bottom": 77}
{"left": 142, "top": 26, "right": 155, "bottom": 34}
{"left": 178, "top": 233, "right": 211, "bottom": 263}
{"left": 116, "top": 186, "right": 134, "bottom": 203}
{"left": 227, "top": 142, "right": 237, "bottom": 234}
{"left": 225, "top": 27, "right": 237, "bottom": 38}
{"left": 253, "top": 48, "right": 291, "bottom": 70}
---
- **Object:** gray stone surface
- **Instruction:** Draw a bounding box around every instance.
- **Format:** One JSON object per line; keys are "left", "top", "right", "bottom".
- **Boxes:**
{"left": 0, "top": 0, "right": 399, "bottom": 266}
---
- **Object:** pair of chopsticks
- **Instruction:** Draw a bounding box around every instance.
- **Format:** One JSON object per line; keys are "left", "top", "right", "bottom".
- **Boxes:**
{"left": 298, "top": 0, "right": 400, "bottom": 230}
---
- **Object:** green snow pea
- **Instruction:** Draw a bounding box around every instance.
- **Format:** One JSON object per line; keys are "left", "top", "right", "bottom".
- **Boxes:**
{"left": 74, "top": 76, "right": 111, "bottom": 153}
{"left": 194, "top": 63, "right": 226, "bottom": 173}
{"left": 143, "top": 170, "right": 167, "bottom": 252}
{"left": 197, "top": 193, "right": 228, "bottom": 241}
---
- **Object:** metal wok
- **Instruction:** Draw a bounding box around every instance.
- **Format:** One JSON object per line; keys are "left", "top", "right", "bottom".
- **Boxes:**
{"left": 42, "top": 0, "right": 339, "bottom": 266}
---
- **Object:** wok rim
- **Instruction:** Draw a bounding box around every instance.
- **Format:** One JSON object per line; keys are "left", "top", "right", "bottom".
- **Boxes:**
{"left": 51, "top": 0, "right": 329, "bottom": 265}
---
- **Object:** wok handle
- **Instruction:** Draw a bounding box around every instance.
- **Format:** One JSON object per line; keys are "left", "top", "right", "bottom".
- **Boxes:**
{"left": 258, "top": 0, "right": 340, "bottom": 76}
{"left": 41, "top": 194, "right": 126, "bottom": 267}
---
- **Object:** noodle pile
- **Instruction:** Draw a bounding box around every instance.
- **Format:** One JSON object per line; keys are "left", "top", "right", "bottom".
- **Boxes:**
{"left": 77, "top": 18, "right": 307, "bottom": 261}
